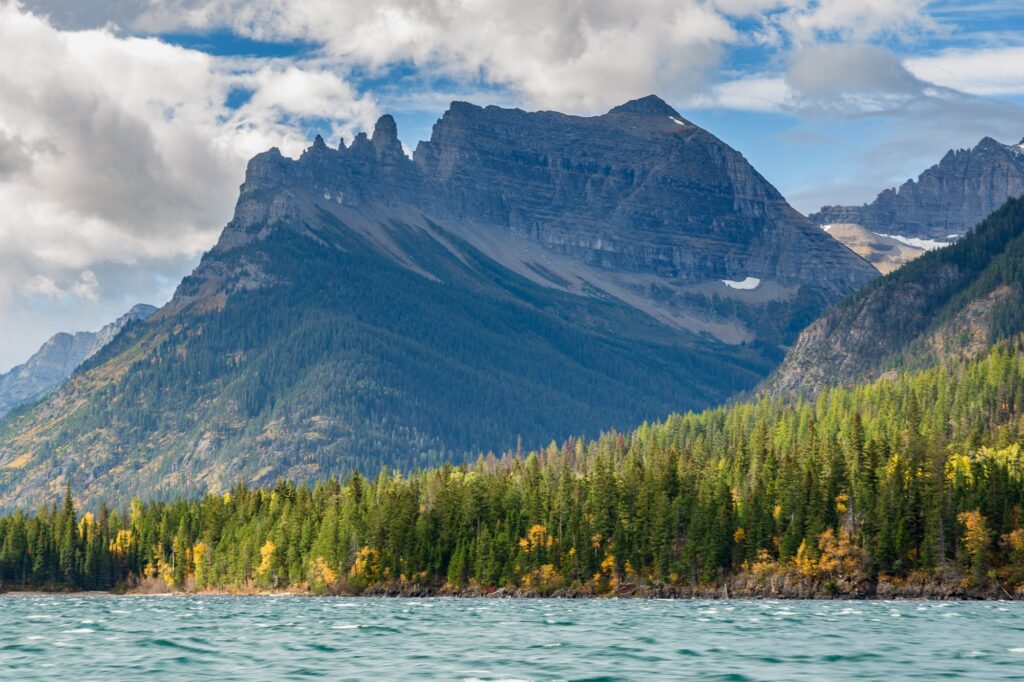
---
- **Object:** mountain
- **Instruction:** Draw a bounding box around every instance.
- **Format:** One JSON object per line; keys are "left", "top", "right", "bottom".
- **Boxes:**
{"left": 0, "top": 304, "right": 156, "bottom": 419}
{"left": 820, "top": 223, "right": 926, "bottom": 274}
{"left": 0, "top": 96, "right": 876, "bottom": 508}
{"left": 766, "top": 196, "right": 1024, "bottom": 396}
{"left": 811, "top": 137, "right": 1024, "bottom": 240}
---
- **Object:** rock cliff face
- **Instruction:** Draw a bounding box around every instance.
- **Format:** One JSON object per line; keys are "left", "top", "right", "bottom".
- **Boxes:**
{"left": 409, "top": 97, "right": 870, "bottom": 294}
{"left": 203, "top": 95, "right": 876, "bottom": 348}
{"left": 227, "top": 96, "right": 874, "bottom": 298}
{"left": 765, "top": 197, "right": 1024, "bottom": 396}
{"left": 0, "top": 96, "right": 877, "bottom": 508}
{"left": 819, "top": 223, "right": 926, "bottom": 274}
{"left": 0, "top": 304, "right": 156, "bottom": 418}
{"left": 812, "top": 137, "right": 1024, "bottom": 240}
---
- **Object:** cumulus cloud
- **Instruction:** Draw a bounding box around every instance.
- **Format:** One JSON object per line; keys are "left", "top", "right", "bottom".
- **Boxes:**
{"left": 688, "top": 42, "right": 1024, "bottom": 212}
{"left": 691, "top": 45, "right": 936, "bottom": 113}
{"left": 0, "top": 2, "right": 381, "bottom": 370}
{"left": 786, "top": 44, "right": 926, "bottom": 111}
{"left": 906, "top": 47, "right": 1024, "bottom": 97}
{"left": 19, "top": 0, "right": 941, "bottom": 115}
{"left": 134, "top": 0, "right": 741, "bottom": 112}
{"left": 774, "top": 0, "right": 934, "bottom": 45}
{"left": 691, "top": 76, "right": 792, "bottom": 111}
{"left": 0, "top": 130, "right": 32, "bottom": 178}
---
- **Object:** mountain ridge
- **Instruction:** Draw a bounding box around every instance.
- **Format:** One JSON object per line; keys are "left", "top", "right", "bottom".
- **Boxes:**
{"left": 0, "top": 304, "right": 156, "bottom": 419}
{"left": 811, "top": 136, "right": 1024, "bottom": 240}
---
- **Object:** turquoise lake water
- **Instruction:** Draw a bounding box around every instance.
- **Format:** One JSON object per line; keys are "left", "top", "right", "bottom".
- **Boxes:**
{"left": 1, "top": 596, "right": 1022, "bottom": 680}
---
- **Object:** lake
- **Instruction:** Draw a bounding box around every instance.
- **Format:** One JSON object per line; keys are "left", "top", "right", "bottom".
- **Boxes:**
{"left": 1, "top": 596, "right": 1022, "bottom": 680}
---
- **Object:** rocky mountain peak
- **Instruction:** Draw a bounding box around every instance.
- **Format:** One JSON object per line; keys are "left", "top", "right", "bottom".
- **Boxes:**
{"left": 976, "top": 136, "right": 1003, "bottom": 150}
{"left": 811, "top": 135, "right": 1024, "bottom": 239}
{"left": 349, "top": 131, "right": 372, "bottom": 155}
{"left": 767, "top": 196, "right": 1024, "bottom": 397}
{"left": 372, "top": 114, "right": 398, "bottom": 143}
{"left": 607, "top": 94, "right": 682, "bottom": 118}
{"left": 0, "top": 97, "right": 882, "bottom": 507}
{"left": 95, "top": 304, "right": 158, "bottom": 348}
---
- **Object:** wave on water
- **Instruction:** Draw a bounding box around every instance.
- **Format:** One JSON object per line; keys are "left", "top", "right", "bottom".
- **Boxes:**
{"left": 1, "top": 597, "right": 1024, "bottom": 680}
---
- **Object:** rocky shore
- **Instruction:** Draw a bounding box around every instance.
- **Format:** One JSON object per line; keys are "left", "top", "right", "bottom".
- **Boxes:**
{"left": 360, "top": 572, "right": 1021, "bottom": 600}
{"left": 5, "top": 572, "right": 1020, "bottom": 600}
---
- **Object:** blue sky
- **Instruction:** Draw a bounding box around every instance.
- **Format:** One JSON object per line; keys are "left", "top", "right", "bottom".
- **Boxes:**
{"left": 2, "top": 0, "right": 1024, "bottom": 371}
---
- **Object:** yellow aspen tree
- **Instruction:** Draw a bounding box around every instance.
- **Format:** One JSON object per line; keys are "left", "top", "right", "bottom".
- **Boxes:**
{"left": 958, "top": 511, "right": 991, "bottom": 586}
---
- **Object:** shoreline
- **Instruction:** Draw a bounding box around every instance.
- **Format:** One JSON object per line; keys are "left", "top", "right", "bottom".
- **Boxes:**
{"left": 4, "top": 574, "right": 1020, "bottom": 600}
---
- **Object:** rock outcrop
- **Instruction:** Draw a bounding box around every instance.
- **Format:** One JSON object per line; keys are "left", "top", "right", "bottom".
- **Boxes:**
{"left": 812, "top": 137, "right": 1024, "bottom": 240}
{"left": 820, "top": 223, "right": 927, "bottom": 274}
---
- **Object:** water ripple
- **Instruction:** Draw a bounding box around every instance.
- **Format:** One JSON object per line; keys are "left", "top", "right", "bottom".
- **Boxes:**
{"left": 0, "top": 596, "right": 1022, "bottom": 680}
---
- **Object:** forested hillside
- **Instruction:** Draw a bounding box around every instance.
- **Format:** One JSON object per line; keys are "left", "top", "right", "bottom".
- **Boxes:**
{"left": 4, "top": 337, "right": 1023, "bottom": 597}
{"left": 768, "top": 196, "right": 1024, "bottom": 396}
{"left": 0, "top": 223, "right": 772, "bottom": 510}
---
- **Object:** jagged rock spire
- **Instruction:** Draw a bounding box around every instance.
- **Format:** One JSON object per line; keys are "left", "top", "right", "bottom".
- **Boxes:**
{"left": 372, "top": 114, "right": 405, "bottom": 160}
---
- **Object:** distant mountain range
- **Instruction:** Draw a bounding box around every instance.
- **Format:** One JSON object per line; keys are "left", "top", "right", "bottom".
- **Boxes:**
{"left": 812, "top": 136, "right": 1024, "bottom": 240}
{"left": 0, "top": 95, "right": 876, "bottom": 508}
{"left": 0, "top": 304, "right": 155, "bottom": 419}
{"left": 766, "top": 196, "right": 1024, "bottom": 396}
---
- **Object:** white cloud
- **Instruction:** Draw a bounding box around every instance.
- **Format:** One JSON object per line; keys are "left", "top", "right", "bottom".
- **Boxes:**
{"left": 906, "top": 47, "right": 1024, "bottom": 96}
{"left": 138, "top": 0, "right": 742, "bottom": 112}
{"left": 20, "top": 270, "right": 99, "bottom": 302}
{"left": 686, "top": 42, "right": 1024, "bottom": 215}
{"left": 121, "top": 0, "right": 934, "bottom": 113}
{"left": 21, "top": 275, "right": 64, "bottom": 300}
{"left": 691, "top": 45, "right": 934, "bottom": 115}
{"left": 69, "top": 271, "right": 100, "bottom": 301}
{"left": 690, "top": 76, "right": 793, "bottom": 111}
{"left": 777, "top": 0, "right": 935, "bottom": 45}
{"left": 784, "top": 43, "right": 927, "bottom": 113}
{"left": 0, "top": 2, "right": 381, "bottom": 370}
{"left": 18, "top": 0, "right": 940, "bottom": 114}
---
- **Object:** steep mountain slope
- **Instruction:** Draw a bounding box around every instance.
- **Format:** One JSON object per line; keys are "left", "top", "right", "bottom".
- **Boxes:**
{"left": 767, "top": 196, "right": 1024, "bottom": 396}
{"left": 820, "top": 223, "right": 926, "bottom": 274}
{"left": 812, "top": 137, "right": 1024, "bottom": 240}
{"left": 0, "top": 304, "right": 155, "bottom": 418}
{"left": 0, "top": 96, "right": 876, "bottom": 508}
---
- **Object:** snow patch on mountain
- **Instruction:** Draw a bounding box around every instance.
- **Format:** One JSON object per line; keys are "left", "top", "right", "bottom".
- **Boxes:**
{"left": 722, "top": 277, "right": 761, "bottom": 290}
{"left": 878, "top": 233, "right": 954, "bottom": 251}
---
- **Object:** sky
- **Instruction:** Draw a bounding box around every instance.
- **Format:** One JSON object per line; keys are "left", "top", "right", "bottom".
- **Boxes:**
{"left": 1, "top": 0, "right": 1024, "bottom": 372}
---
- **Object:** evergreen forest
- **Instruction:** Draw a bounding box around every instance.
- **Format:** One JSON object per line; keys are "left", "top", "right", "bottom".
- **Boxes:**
{"left": 3, "top": 338, "right": 1024, "bottom": 596}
